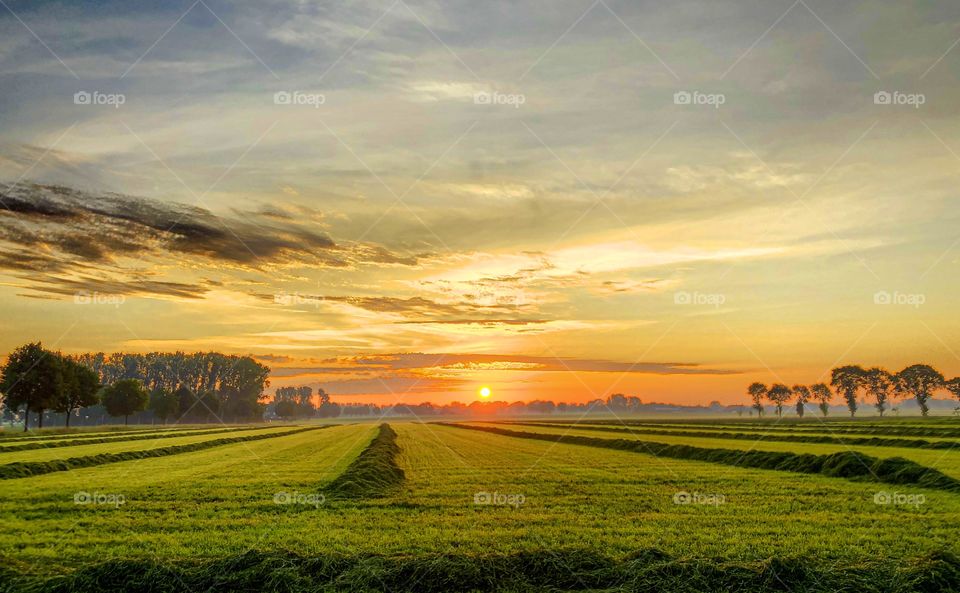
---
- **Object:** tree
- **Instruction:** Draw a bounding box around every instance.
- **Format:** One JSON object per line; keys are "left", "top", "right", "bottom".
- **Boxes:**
{"left": 54, "top": 357, "right": 100, "bottom": 427}
{"left": 101, "top": 379, "right": 148, "bottom": 424}
{"left": 811, "top": 383, "right": 833, "bottom": 417}
{"left": 831, "top": 366, "right": 865, "bottom": 418}
{"left": 174, "top": 385, "right": 197, "bottom": 420}
{"left": 274, "top": 399, "right": 297, "bottom": 419}
{"left": 767, "top": 383, "right": 792, "bottom": 418}
{"left": 862, "top": 367, "right": 894, "bottom": 417}
{"left": 317, "top": 401, "right": 342, "bottom": 418}
{"left": 895, "top": 364, "right": 944, "bottom": 417}
{"left": 0, "top": 342, "right": 63, "bottom": 431}
{"left": 946, "top": 377, "right": 960, "bottom": 406}
{"left": 792, "top": 385, "right": 810, "bottom": 418}
{"left": 747, "top": 382, "right": 767, "bottom": 417}
{"left": 148, "top": 388, "right": 179, "bottom": 424}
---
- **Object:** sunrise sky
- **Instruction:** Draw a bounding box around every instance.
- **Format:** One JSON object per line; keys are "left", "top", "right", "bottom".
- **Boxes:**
{"left": 1, "top": 0, "right": 959, "bottom": 405}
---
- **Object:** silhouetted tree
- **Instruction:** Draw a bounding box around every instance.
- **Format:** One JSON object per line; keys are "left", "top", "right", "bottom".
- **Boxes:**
{"left": 896, "top": 364, "right": 944, "bottom": 417}
{"left": 102, "top": 379, "right": 148, "bottom": 424}
{"left": 274, "top": 400, "right": 297, "bottom": 419}
{"left": 862, "top": 367, "right": 894, "bottom": 417}
{"left": 792, "top": 385, "right": 810, "bottom": 418}
{"left": 747, "top": 382, "right": 767, "bottom": 416}
{"left": 946, "top": 377, "right": 960, "bottom": 406}
{"left": 148, "top": 388, "right": 179, "bottom": 424}
{"left": 0, "top": 342, "right": 63, "bottom": 431}
{"left": 55, "top": 357, "right": 100, "bottom": 427}
{"left": 831, "top": 366, "right": 866, "bottom": 417}
{"left": 767, "top": 383, "right": 792, "bottom": 418}
{"left": 810, "top": 383, "right": 833, "bottom": 417}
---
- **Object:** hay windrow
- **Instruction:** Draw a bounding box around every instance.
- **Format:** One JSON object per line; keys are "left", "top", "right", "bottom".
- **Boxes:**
{"left": 0, "top": 426, "right": 269, "bottom": 453}
{"left": 0, "top": 426, "right": 328, "bottom": 480}
{"left": 2, "top": 548, "right": 957, "bottom": 593}
{"left": 445, "top": 423, "right": 960, "bottom": 493}
{"left": 502, "top": 421, "right": 960, "bottom": 451}
{"left": 322, "top": 423, "right": 404, "bottom": 499}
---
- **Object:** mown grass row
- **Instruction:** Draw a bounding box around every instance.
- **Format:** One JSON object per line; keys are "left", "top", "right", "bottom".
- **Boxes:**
{"left": 322, "top": 424, "right": 404, "bottom": 499}
{"left": 504, "top": 421, "right": 960, "bottom": 451}
{"left": 446, "top": 423, "right": 960, "bottom": 493}
{"left": 0, "top": 426, "right": 182, "bottom": 442}
{"left": 563, "top": 420, "right": 960, "bottom": 438}
{"left": 0, "top": 426, "right": 327, "bottom": 480}
{"left": 0, "top": 426, "right": 268, "bottom": 453}
{"left": 3, "top": 548, "right": 957, "bottom": 593}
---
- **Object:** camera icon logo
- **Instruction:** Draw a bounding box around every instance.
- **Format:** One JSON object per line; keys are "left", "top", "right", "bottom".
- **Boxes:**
{"left": 74, "top": 91, "right": 91, "bottom": 105}
{"left": 274, "top": 91, "right": 292, "bottom": 105}
{"left": 474, "top": 91, "right": 492, "bottom": 105}
{"left": 874, "top": 91, "right": 891, "bottom": 105}
{"left": 673, "top": 91, "right": 692, "bottom": 105}
{"left": 873, "top": 290, "right": 891, "bottom": 305}
{"left": 473, "top": 491, "right": 492, "bottom": 504}
{"left": 673, "top": 291, "right": 691, "bottom": 305}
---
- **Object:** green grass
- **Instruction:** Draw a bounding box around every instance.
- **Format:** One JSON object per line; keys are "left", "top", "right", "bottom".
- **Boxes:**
{"left": 1, "top": 421, "right": 959, "bottom": 591}
{"left": 557, "top": 418, "right": 960, "bottom": 438}
{"left": 0, "top": 425, "right": 274, "bottom": 452}
{"left": 0, "top": 425, "right": 293, "bottom": 464}
{"left": 491, "top": 421, "right": 960, "bottom": 480}
{"left": 323, "top": 423, "right": 405, "bottom": 499}
{"left": 0, "top": 426, "right": 322, "bottom": 479}
{"left": 503, "top": 420, "right": 960, "bottom": 449}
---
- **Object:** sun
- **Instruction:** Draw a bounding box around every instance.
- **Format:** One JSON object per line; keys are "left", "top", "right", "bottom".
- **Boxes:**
{"left": 479, "top": 386, "right": 491, "bottom": 398}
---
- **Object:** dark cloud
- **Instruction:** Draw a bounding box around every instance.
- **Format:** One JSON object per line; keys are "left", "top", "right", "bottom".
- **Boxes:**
{"left": 0, "top": 182, "right": 424, "bottom": 299}
{"left": 23, "top": 275, "right": 211, "bottom": 300}
{"left": 273, "top": 352, "right": 739, "bottom": 377}
{"left": 262, "top": 292, "right": 542, "bottom": 325}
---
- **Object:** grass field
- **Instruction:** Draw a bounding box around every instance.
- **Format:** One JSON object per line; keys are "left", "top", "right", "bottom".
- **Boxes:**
{"left": 1, "top": 419, "right": 959, "bottom": 592}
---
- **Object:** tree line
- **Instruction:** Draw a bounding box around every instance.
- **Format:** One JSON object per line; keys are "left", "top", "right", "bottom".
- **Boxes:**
{"left": 748, "top": 364, "right": 960, "bottom": 418}
{"left": 0, "top": 343, "right": 271, "bottom": 429}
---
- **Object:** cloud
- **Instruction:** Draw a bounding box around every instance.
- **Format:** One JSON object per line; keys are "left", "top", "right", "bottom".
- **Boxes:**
{"left": 275, "top": 352, "right": 739, "bottom": 377}
{"left": 0, "top": 182, "right": 422, "bottom": 299}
